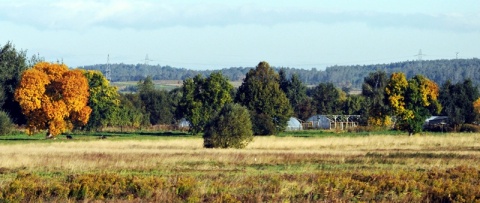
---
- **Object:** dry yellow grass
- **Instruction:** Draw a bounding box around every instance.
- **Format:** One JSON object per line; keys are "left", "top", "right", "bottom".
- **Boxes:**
{"left": 0, "top": 134, "right": 479, "bottom": 174}
{"left": 1, "top": 133, "right": 479, "bottom": 202}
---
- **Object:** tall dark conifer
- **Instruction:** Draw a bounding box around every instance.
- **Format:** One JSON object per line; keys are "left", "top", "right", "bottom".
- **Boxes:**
{"left": 236, "top": 61, "right": 292, "bottom": 135}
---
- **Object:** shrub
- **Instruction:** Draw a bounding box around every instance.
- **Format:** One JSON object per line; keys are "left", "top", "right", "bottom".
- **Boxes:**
{"left": 459, "top": 124, "right": 480, "bottom": 132}
{"left": 347, "top": 126, "right": 411, "bottom": 136}
{"left": 203, "top": 103, "right": 253, "bottom": 148}
{"left": 0, "top": 110, "right": 13, "bottom": 135}
{"left": 251, "top": 112, "right": 276, "bottom": 135}
{"left": 347, "top": 125, "right": 377, "bottom": 133}
{"left": 423, "top": 124, "right": 454, "bottom": 133}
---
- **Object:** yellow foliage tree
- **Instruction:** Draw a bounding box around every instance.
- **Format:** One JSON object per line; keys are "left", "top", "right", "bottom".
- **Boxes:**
{"left": 474, "top": 98, "right": 480, "bottom": 121}
{"left": 385, "top": 72, "right": 408, "bottom": 115}
{"left": 386, "top": 73, "right": 441, "bottom": 135}
{"left": 14, "top": 62, "right": 92, "bottom": 137}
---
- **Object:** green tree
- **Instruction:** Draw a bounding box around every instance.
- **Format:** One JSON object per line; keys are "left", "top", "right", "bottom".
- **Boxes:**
{"left": 178, "top": 72, "right": 233, "bottom": 134}
{"left": 236, "top": 61, "right": 292, "bottom": 135}
{"left": 439, "top": 79, "right": 479, "bottom": 130}
{"left": 287, "top": 74, "right": 307, "bottom": 109}
{"left": 386, "top": 73, "right": 441, "bottom": 135}
{"left": 0, "top": 110, "right": 13, "bottom": 135}
{"left": 279, "top": 69, "right": 290, "bottom": 93}
{"left": 114, "top": 93, "right": 149, "bottom": 131}
{"left": 203, "top": 103, "right": 253, "bottom": 148}
{"left": 0, "top": 42, "right": 29, "bottom": 124}
{"left": 142, "top": 90, "right": 173, "bottom": 125}
{"left": 295, "top": 97, "right": 316, "bottom": 121}
{"left": 83, "top": 70, "right": 120, "bottom": 131}
{"left": 343, "top": 95, "right": 364, "bottom": 115}
{"left": 361, "top": 71, "right": 390, "bottom": 126}
{"left": 168, "top": 87, "right": 184, "bottom": 122}
{"left": 311, "top": 82, "right": 342, "bottom": 114}
{"left": 278, "top": 70, "right": 308, "bottom": 119}
{"left": 137, "top": 76, "right": 174, "bottom": 125}
{"left": 137, "top": 76, "right": 155, "bottom": 93}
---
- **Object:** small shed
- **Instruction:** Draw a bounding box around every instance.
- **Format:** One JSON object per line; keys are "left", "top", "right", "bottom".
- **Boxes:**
{"left": 286, "top": 117, "right": 303, "bottom": 131}
{"left": 306, "top": 115, "right": 332, "bottom": 129}
{"left": 424, "top": 116, "right": 449, "bottom": 127}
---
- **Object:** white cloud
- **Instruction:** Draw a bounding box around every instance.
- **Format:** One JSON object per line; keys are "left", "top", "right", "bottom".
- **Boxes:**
{"left": 0, "top": 0, "right": 478, "bottom": 32}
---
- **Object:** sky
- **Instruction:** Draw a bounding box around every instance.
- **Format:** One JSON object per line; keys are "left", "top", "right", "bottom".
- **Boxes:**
{"left": 1, "top": 0, "right": 479, "bottom": 70}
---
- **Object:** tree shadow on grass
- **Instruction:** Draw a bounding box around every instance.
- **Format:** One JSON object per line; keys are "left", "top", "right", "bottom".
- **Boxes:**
{"left": 0, "top": 138, "right": 43, "bottom": 141}
{"left": 138, "top": 131, "right": 191, "bottom": 136}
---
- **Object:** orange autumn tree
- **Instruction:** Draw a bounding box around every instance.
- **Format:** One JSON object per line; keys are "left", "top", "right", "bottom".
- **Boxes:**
{"left": 474, "top": 98, "right": 480, "bottom": 122}
{"left": 14, "top": 62, "right": 92, "bottom": 137}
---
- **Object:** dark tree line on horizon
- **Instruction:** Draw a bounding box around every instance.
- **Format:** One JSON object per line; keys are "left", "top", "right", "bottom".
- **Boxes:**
{"left": 84, "top": 58, "right": 480, "bottom": 90}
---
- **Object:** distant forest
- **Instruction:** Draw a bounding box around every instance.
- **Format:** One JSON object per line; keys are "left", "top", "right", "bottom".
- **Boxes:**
{"left": 83, "top": 58, "right": 480, "bottom": 89}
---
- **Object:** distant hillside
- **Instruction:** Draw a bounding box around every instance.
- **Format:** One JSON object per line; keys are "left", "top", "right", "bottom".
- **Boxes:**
{"left": 83, "top": 58, "right": 480, "bottom": 89}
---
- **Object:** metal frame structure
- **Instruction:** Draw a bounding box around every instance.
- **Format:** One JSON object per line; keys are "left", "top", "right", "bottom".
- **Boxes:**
{"left": 305, "top": 115, "right": 361, "bottom": 130}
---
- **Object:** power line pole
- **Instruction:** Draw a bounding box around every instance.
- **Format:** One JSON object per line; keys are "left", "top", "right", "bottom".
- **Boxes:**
{"left": 415, "top": 49, "right": 425, "bottom": 61}
{"left": 144, "top": 54, "right": 150, "bottom": 65}
{"left": 456, "top": 52, "right": 459, "bottom": 59}
{"left": 105, "top": 54, "right": 111, "bottom": 81}
{"left": 414, "top": 49, "right": 425, "bottom": 68}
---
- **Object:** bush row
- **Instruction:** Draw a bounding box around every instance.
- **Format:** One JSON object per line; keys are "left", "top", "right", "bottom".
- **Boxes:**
{"left": 1, "top": 166, "right": 479, "bottom": 202}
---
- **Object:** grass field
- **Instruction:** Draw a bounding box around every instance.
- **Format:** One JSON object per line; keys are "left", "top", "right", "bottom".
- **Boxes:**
{"left": 0, "top": 131, "right": 479, "bottom": 202}
{"left": 111, "top": 80, "right": 183, "bottom": 92}
{"left": 111, "top": 80, "right": 244, "bottom": 92}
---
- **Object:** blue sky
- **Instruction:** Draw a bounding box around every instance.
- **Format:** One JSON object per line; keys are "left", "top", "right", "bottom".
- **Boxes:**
{"left": 1, "top": 0, "right": 479, "bottom": 70}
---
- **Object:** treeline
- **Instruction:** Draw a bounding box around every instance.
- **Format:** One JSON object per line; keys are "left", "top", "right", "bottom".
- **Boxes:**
{"left": 84, "top": 58, "right": 480, "bottom": 88}
{"left": 83, "top": 64, "right": 253, "bottom": 82}
{"left": 113, "top": 62, "right": 480, "bottom": 138}
{"left": 2, "top": 41, "right": 480, "bottom": 144}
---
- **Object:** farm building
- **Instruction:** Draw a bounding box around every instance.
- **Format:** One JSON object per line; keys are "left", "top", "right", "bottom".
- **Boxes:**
{"left": 424, "top": 116, "right": 449, "bottom": 128}
{"left": 286, "top": 117, "right": 303, "bottom": 131}
{"left": 178, "top": 118, "right": 191, "bottom": 128}
{"left": 306, "top": 115, "right": 332, "bottom": 129}
{"left": 305, "top": 115, "right": 360, "bottom": 130}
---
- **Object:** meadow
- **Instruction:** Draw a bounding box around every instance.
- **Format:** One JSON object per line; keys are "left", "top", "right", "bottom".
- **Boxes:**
{"left": 111, "top": 80, "right": 243, "bottom": 92}
{"left": 111, "top": 80, "right": 182, "bottom": 92}
{"left": 0, "top": 131, "right": 479, "bottom": 202}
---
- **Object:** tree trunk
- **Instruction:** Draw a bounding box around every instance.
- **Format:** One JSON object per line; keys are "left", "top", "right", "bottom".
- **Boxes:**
{"left": 46, "top": 131, "right": 54, "bottom": 139}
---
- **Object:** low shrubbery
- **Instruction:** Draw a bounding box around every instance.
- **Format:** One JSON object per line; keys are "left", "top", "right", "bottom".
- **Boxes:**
{"left": 1, "top": 166, "right": 479, "bottom": 202}
{"left": 459, "top": 124, "right": 480, "bottom": 132}
{"left": 0, "top": 111, "right": 13, "bottom": 135}
{"left": 423, "top": 124, "right": 454, "bottom": 133}
{"left": 347, "top": 125, "right": 378, "bottom": 133}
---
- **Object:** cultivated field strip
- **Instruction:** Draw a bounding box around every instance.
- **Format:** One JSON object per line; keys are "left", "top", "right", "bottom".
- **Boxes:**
{"left": 1, "top": 134, "right": 479, "bottom": 202}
